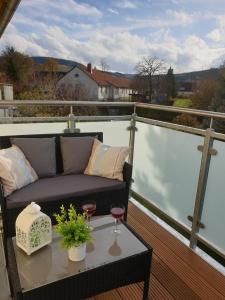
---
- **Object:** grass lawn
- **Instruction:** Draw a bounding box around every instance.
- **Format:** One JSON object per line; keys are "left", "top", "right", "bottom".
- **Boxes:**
{"left": 173, "top": 98, "right": 192, "bottom": 108}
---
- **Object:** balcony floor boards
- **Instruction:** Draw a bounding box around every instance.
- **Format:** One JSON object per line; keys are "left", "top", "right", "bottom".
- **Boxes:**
{"left": 90, "top": 202, "right": 225, "bottom": 300}
{"left": 1, "top": 202, "right": 225, "bottom": 300}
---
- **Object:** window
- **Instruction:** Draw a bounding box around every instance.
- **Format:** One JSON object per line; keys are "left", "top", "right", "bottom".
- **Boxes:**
{"left": 74, "top": 73, "right": 79, "bottom": 78}
{"left": 114, "top": 88, "right": 119, "bottom": 95}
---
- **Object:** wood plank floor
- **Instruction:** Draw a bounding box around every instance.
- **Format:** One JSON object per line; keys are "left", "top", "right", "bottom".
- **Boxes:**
{"left": 90, "top": 203, "right": 225, "bottom": 300}
{"left": 1, "top": 202, "right": 225, "bottom": 300}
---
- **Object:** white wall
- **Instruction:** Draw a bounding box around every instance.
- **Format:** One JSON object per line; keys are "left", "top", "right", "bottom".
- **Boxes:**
{"left": 98, "top": 86, "right": 110, "bottom": 100}
{"left": 57, "top": 67, "right": 99, "bottom": 100}
{"left": 114, "top": 87, "right": 132, "bottom": 100}
{"left": 98, "top": 86, "right": 132, "bottom": 100}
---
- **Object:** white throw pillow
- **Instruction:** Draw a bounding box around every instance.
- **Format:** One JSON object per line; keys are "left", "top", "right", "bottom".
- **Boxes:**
{"left": 0, "top": 145, "right": 38, "bottom": 196}
{"left": 84, "top": 139, "right": 129, "bottom": 181}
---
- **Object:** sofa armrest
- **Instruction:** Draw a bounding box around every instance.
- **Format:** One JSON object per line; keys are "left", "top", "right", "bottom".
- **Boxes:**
{"left": 123, "top": 162, "right": 132, "bottom": 192}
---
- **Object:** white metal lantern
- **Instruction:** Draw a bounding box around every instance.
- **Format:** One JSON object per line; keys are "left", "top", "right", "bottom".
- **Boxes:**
{"left": 16, "top": 202, "right": 52, "bottom": 255}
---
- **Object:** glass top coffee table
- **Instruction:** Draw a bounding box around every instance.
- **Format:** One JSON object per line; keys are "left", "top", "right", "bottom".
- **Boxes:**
{"left": 7, "top": 216, "right": 152, "bottom": 300}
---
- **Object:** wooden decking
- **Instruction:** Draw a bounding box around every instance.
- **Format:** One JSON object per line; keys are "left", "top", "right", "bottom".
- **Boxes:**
{"left": 91, "top": 203, "right": 225, "bottom": 300}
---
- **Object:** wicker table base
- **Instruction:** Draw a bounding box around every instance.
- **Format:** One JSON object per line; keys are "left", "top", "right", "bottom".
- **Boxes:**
{"left": 7, "top": 217, "right": 152, "bottom": 300}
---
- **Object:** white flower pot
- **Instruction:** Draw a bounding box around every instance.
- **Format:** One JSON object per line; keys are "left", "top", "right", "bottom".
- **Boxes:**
{"left": 68, "top": 243, "right": 86, "bottom": 261}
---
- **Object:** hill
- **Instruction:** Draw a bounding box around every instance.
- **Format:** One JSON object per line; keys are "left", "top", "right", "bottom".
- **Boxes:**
{"left": 32, "top": 56, "right": 77, "bottom": 67}
{"left": 31, "top": 56, "right": 220, "bottom": 82}
{"left": 175, "top": 68, "right": 219, "bottom": 82}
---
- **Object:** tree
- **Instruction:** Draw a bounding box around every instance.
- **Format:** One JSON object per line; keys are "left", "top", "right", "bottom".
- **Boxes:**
{"left": 173, "top": 113, "right": 200, "bottom": 127}
{"left": 166, "top": 67, "right": 176, "bottom": 100}
{"left": 100, "top": 58, "right": 110, "bottom": 71}
{"left": 191, "top": 79, "right": 215, "bottom": 110}
{"left": 42, "top": 58, "right": 59, "bottom": 73}
{"left": 0, "top": 46, "right": 33, "bottom": 92}
{"left": 135, "top": 56, "right": 165, "bottom": 102}
{"left": 210, "top": 66, "right": 225, "bottom": 132}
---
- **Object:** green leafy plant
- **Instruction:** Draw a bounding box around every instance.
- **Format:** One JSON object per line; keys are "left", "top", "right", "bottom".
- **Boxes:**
{"left": 54, "top": 204, "right": 92, "bottom": 249}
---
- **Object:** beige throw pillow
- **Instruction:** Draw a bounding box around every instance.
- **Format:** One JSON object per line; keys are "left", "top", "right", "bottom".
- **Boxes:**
{"left": 84, "top": 139, "right": 129, "bottom": 181}
{"left": 0, "top": 145, "right": 38, "bottom": 197}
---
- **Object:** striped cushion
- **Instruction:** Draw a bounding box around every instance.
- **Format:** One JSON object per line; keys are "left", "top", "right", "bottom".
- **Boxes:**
{"left": 0, "top": 145, "right": 38, "bottom": 196}
{"left": 84, "top": 139, "right": 129, "bottom": 181}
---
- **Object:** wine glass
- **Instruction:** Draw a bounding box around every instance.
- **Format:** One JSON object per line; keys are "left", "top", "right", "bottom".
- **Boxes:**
{"left": 82, "top": 201, "right": 96, "bottom": 231}
{"left": 110, "top": 203, "right": 125, "bottom": 234}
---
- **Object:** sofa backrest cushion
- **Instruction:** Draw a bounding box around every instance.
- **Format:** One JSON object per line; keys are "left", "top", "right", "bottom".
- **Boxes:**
{"left": 60, "top": 136, "right": 94, "bottom": 174}
{"left": 11, "top": 137, "right": 57, "bottom": 178}
{"left": 0, "top": 132, "right": 103, "bottom": 175}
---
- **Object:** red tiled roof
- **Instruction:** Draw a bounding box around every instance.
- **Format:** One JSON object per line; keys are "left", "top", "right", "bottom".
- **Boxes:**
{"left": 78, "top": 64, "right": 132, "bottom": 88}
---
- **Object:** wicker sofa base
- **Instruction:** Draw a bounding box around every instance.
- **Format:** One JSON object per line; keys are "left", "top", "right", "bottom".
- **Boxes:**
{"left": 4, "top": 188, "right": 128, "bottom": 238}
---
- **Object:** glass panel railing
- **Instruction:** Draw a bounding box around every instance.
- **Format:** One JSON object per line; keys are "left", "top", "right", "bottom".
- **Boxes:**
{"left": 0, "top": 123, "right": 67, "bottom": 136}
{"left": 199, "top": 139, "right": 225, "bottom": 254}
{"left": 132, "top": 121, "right": 203, "bottom": 228}
{"left": 78, "top": 121, "right": 130, "bottom": 146}
{"left": 0, "top": 121, "right": 130, "bottom": 147}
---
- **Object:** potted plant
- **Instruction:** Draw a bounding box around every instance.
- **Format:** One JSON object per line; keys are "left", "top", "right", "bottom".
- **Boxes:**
{"left": 54, "top": 204, "right": 92, "bottom": 261}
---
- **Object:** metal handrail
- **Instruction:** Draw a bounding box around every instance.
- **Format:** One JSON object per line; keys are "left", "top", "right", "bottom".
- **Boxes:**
{"left": 1, "top": 100, "right": 225, "bottom": 121}
{"left": 0, "top": 100, "right": 135, "bottom": 107}
{"left": 136, "top": 103, "right": 225, "bottom": 121}
{"left": 0, "top": 115, "right": 131, "bottom": 123}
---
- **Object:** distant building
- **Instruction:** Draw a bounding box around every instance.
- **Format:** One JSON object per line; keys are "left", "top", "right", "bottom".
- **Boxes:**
{"left": 57, "top": 63, "right": 134, "bottom": 101}
{"left": 177, "top": 80, "right": 196, "bottom": 97}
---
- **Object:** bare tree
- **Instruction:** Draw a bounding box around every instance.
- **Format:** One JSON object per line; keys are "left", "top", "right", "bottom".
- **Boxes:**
{"left": 135, "top": 56, "right": 165, "bottom": 102}
{"left": 100, "top": 58, "right": 110, "bottom": 72}
{"left": 191, "top": 79, "right": 216, "bottom": 110}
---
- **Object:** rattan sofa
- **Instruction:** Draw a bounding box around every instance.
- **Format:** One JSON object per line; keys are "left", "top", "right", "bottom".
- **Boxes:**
{"left": 0, "top": 132, "right": 132, "bottom": 239}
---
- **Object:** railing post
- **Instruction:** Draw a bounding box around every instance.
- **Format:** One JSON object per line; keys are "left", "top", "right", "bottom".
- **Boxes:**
{"left": 127, "top": 113, "right": 137, "bottom": 166}
{"left": 66, "top": 106, "right": 80, "bottom": 133}
{"left": 189, "top": 128, "right": 216, "bottom": 248}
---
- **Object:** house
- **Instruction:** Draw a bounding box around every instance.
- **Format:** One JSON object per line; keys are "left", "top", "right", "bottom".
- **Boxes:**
{"left": 57, "top": 63, "right": 134, "bottom": 101}
{"left": 177, "top": 80, "right": 196, "bottom": 97}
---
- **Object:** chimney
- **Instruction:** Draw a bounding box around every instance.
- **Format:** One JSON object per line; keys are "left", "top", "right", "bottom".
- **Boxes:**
{"left": 87, "top": 63, "right": 92, "bottom": 74}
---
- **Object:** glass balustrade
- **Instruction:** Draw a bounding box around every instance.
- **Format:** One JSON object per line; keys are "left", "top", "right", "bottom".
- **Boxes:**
{"left": 132, "top": 121, "right": 203, "bottom": 228}
{"left": 0, "top": 121, "right": 130, "bottom": 147}
{"left": 78, "top": 121, "right": 130, "bottom": 146}
{"left": 0, "top": 114, "right": 225, "bottom": 259}
{"left": 0, "top": 123, "right": 67, "bottom": 136}
{"left": 199, "top": 139, "right": 225, "bottom": 255}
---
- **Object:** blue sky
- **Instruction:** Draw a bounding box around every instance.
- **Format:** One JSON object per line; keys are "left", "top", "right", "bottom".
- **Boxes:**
{"left": 1, "top": 0, "right": 225, "bottom": 73}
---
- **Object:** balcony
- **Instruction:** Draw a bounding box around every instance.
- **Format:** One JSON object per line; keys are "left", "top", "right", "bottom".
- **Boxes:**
{"left": 0, "top": 100, "right": 225, "bottom": 299}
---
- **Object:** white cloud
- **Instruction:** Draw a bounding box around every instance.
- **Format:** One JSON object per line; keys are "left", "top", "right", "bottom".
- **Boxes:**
{"left": 166, "top": 10, "right": 194, "bottom": 26}
{"left": 125, "top": 10, "right": 195, "bottom": 30}
{"left": 1, "top": 1, "right": 225, "bottom": 73}
{"left": 2, "top": 17, "right": 225, "bottom": 74}
{"left": 114, "top": 0, "right": 137, "bottom": 9}
{"left": 206, "top": 29, "right": 223, "bottom": 42}
{"left": 22, "top": 0, "right": 102, "bottom": 18}
{"left": 206, "top": 14, "right": 225, "bottom": 43}
{"left": 108, "top": 8, "right": 119, "bottom": 15}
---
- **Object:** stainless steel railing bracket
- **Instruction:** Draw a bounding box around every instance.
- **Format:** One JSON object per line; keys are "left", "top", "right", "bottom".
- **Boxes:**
{"left": 187, "top": 215, "right": 205, "bottom": 229}
{"left": 197, "top": 145, "right": 218, "bottom": 155}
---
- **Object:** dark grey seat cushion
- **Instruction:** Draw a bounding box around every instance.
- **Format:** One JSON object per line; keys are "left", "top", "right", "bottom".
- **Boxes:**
{"left": 6, "top": 174, "right": 125, "bottom": 209}
{"left": 60, "top": 136, "right": 94, "bottom": 174}
{"left": 10, "top": 137, "right": 56, "bottom": 178}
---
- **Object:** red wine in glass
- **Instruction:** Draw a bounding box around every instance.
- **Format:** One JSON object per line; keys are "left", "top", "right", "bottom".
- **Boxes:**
{"left": 111, "top": 207, "right": 125, "bottom": 219}
{"left": 110, "top": 204, "right": 125, "bottom": 234}
{"left": 82, "top": 201, "right": 96, "bottom": 231}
